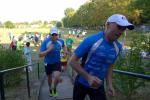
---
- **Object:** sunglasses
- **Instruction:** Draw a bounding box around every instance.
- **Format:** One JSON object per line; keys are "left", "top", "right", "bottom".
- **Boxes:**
{"left": 117, "top": 25, "right": 126, "bottom": 30}
{"left": 51, "top": 33, "right": 58, "bottom": 36}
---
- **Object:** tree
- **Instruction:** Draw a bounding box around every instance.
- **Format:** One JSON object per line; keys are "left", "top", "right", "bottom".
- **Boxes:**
{"left": 62, "top": 0, "right": 150, "bottom": 28}
{"left": 30, "top": 20, "right": 42, "bottom": 25}
{"left": 56, "top": 21, "right": 63, "bottom": 28}
{"left": 64, "top": 8, "right": 75, "bottom": 17}
{"left": 4, "top": 21, "right": 15, "bottom": 29}
{"left": 130, "top": 0, "right": 150, "bottom": 24}
{"left": 43, "top": 21, "right": 48, "bottom": 25}
{"left": 50, "top": 20, "right": 57, "bottom": 26}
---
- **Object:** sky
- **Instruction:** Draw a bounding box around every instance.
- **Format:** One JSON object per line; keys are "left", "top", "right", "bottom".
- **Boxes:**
{"left": 0, "top": 0, "right": 87, "bottom": 23}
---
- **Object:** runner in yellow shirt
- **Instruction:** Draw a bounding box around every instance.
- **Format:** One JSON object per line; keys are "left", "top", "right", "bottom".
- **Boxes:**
{"left": 60, "top": 50, "right": 67, "bottom": 72}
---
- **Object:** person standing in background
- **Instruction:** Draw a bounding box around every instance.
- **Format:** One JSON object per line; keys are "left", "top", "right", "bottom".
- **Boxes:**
{"left": 23, "top": 42, "right": 32, "bottom": 72}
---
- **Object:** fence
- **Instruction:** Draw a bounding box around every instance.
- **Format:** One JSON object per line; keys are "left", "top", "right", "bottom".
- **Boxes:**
{"left": 0, "top": 62, "right": 43, "bottom": 100}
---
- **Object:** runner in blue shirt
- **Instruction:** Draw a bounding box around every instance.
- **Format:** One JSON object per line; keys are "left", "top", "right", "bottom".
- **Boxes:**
{"left": 69, "top": 14, "right": 134, "bottom": 100}
{"left": 39, "top": 27, "right": 67, "bottom": 97}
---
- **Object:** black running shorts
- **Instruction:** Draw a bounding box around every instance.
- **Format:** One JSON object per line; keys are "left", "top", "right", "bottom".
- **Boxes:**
{"left": 45, "top": 62, "right": 61, "bottom": 75}
{"left": 73, "top": 76, "right": 107, "bottom": 100}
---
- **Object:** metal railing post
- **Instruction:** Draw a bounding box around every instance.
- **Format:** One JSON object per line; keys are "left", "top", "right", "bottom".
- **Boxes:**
{"left": 25, "top": 66, "right": 31, "bottom": 98}
{"left": 0, "top": 72, "right": 5, "bottom": 100}
{"left": 37, "top": 62, "right": 40, "bottom": 79}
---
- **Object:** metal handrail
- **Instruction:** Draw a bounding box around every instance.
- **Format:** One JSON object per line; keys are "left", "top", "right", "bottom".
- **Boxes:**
{"left": 0, "top": 63, "right": 36, "bottom": 73}
{"left": 0, "top": 62, "right": 40, "bottom": 100}
{"left": 113, "top": 69, "right": 150, "bottom": 80}
{"left": 68, "top": 68, "right": 150, "bottom": 82}
{"left": 68, "top": 68, "right": 150, "bottom": 100}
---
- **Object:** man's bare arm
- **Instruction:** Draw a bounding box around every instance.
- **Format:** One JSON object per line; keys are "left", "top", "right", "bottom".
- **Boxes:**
{"left": 39, "top": 49, "right": 50, "bottom": 57}
{"left": 69, "top": 54, "right": 102, "bottom": 88}
{"left": 106, "top": 64, "right": 113, "bottom": 87}
{"left": 69, "top": 54, "right": 90, "bottom": 81}
{"left": 39, "top": 44, "right": 54, "bottom": 57}
{"left": 106, "top": 64, "right": 116, "bottom": 96}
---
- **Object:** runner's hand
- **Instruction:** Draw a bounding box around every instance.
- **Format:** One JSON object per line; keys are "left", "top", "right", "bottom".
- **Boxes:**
{"left": 87, "top": 75, "right": 102, "bottom": 89}
{"left": 47, "top": 44, "right": 54, "bottom": 52}
{"left": 107, "top": 86, "right": 116, "bottom": 96}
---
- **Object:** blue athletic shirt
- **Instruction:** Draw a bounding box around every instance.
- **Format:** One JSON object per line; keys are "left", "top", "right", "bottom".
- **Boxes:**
{"left": 40, "top": 37, "right": 64, "bottom": 64}
{"left": 74, "top": 31, "right": 122, "bottom": 87}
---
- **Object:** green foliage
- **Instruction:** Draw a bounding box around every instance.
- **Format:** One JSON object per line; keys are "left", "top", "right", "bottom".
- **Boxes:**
{"left": 56, "top": 21, "right": 63, "bottom": 28}
{"left": 113, "top": 34, "right": 149, "bottom": 99}
{"left": 64, "top": 8, "right": 75, "bottom": 17}
{"left": 50, "top": 20, "right": 57, "bottom": 25}
{"left": 131, "top": 0, "right": 150, "bottom": 24}
{"left": 4, "top": 21, "right": 15, "bottom": 29}
{"left": 0, "top": 48, "right": 26, "bottom": 86}
{"left": 30, "top": 20, "right": 42, "bottom": 25}
{"left": 62, "top": 0, "right": 150, "bottom": 28}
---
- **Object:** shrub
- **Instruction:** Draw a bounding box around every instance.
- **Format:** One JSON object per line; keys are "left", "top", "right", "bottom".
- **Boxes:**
{"left": 0, "top": 48, "right": 26, "bottom": 86}
{"left": 113, "top": 34, "right": 149, "bottom": 100}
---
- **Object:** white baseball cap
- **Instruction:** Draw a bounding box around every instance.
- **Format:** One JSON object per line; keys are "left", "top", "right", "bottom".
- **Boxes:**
{"left": 106, "top": 14, "right": 134, "bottom": 30}
{"left": 50, "top": 27, "right": 58, "bottom": 34}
